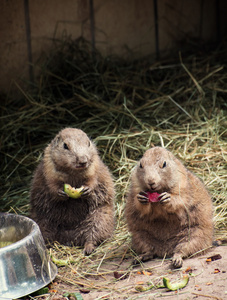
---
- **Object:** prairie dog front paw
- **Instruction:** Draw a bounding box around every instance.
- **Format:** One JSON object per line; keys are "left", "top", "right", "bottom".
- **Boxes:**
{"left": 81, "top": 186, "right": 92, "bottom": 196}
{"left": 159, "top": 192, "right": 171, "bottom": 203}
{"left": 137, "top": 191, "right": 149, "bottom": 204}
{"left": 58, "top": 189, "right": 69, "bottom": 199}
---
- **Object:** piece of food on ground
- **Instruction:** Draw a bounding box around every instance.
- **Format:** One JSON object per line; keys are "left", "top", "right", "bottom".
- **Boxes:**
{"left": 163, "top": 275, "right": 189, "bottom": 291}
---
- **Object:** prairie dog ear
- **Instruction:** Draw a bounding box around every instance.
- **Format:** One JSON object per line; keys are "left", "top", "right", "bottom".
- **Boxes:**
{"left": 51, "top": 134, "right": 61, "bottom": 147}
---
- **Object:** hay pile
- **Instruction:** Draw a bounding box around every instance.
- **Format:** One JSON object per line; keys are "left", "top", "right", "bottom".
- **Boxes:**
{"left": 0, "top": 37, "right": 226, "bottom": 297}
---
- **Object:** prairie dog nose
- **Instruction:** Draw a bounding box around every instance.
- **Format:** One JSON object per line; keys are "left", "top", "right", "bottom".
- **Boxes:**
{"left": 77, "top": 155, "right": 88, "bottom": 167}
{"left": 78, "top": 155, "right": 87, "bottom": 163}
{"left": 148, "top": 180, "right": 156, "bottom": 189}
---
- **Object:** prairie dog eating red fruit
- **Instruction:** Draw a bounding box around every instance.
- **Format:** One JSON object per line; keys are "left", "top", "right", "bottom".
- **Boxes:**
{"left": 125, "top": 146, "right": 213, "bottom": 268}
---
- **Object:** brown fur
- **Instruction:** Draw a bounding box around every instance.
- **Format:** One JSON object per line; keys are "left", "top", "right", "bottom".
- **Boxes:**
{"left": 125, "top": 147, "right": 213, "bottom": 268}
{"left": 30, "top": 128, "right": 115, "bottom": 255}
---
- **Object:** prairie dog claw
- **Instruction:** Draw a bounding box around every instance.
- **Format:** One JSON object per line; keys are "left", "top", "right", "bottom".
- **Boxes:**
{"left": 159, "top": 192, "right": 171, "bottom": 203}
{"left": 137, "top": 191, "right": 149, "bottom": 204}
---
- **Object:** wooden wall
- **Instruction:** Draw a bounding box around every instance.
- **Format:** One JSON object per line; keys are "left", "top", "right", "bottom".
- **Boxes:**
{"left": 0, "top": 0, "right": 226, "bottom": 94}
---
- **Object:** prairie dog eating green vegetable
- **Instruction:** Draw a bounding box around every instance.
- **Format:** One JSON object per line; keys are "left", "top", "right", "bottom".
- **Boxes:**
{"left": 125, "top": 146, "right": 213, "bottom": 268}
{"left": 30, "top": 128, "right": 115, "bottom": 255}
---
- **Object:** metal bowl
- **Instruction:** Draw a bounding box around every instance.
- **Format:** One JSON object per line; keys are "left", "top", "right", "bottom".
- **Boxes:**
{"left": 0, "top": 213, "right": 57, "bottom": 298}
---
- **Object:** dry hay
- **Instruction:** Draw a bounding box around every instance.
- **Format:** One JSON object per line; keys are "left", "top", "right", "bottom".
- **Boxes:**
{"left": 0, "top": 37, "right": 226, "bottom": 298}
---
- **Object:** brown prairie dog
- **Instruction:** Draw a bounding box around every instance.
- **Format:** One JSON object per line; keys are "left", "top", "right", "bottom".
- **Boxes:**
{"left": 30, "top": 128, "right": 115, "bottom": 255}
{"left": 125, "top": 146, "right": 213, "bottom": 268}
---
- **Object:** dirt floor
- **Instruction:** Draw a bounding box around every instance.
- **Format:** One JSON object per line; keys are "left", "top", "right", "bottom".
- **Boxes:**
{"left": 46, "top": 245, "right": 227, "bottom": 300}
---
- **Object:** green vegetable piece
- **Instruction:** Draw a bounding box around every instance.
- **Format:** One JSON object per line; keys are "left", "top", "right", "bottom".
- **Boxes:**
{"left": 64, "top": 184, "right": 84, "bottom": 199}
{"left": 135, "top": 284, "right": 154, "bottom": 292}
{"left": 51, "top": 255, "right": 69, "bottom": 266}
{"left": 163, "top": 275, "right": 189, "bottom": 291}
{"left": 63, "top": 292, "right": 84, "bottom": 300}
{"left": 32, "top": 286, "right": 49, "bottom": 296}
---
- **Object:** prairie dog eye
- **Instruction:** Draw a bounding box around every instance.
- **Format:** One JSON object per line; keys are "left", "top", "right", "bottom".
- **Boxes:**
{"left": 63, "top": 143, "right": 69, "bottom": 150}
{"left": 88, "top": 140, "right": 91, "bottom": 147}
{"left": 162, "top": 161, "right": 167, "bottom": 168}
{"left": 139, "top": 162, "right": 143, "bottom": 168}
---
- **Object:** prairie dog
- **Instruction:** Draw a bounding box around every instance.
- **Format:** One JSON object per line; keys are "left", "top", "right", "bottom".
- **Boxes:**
{"left": 30, "top": 128, "right": 115, "bottom": 255}
{"left": 125, "top": 146, "right": 213, "bottom": 268}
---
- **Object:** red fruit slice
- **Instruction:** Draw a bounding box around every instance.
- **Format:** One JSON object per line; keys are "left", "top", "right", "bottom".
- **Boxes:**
{"left": 147, "top": 192, "right": 160, "bottom": 202}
